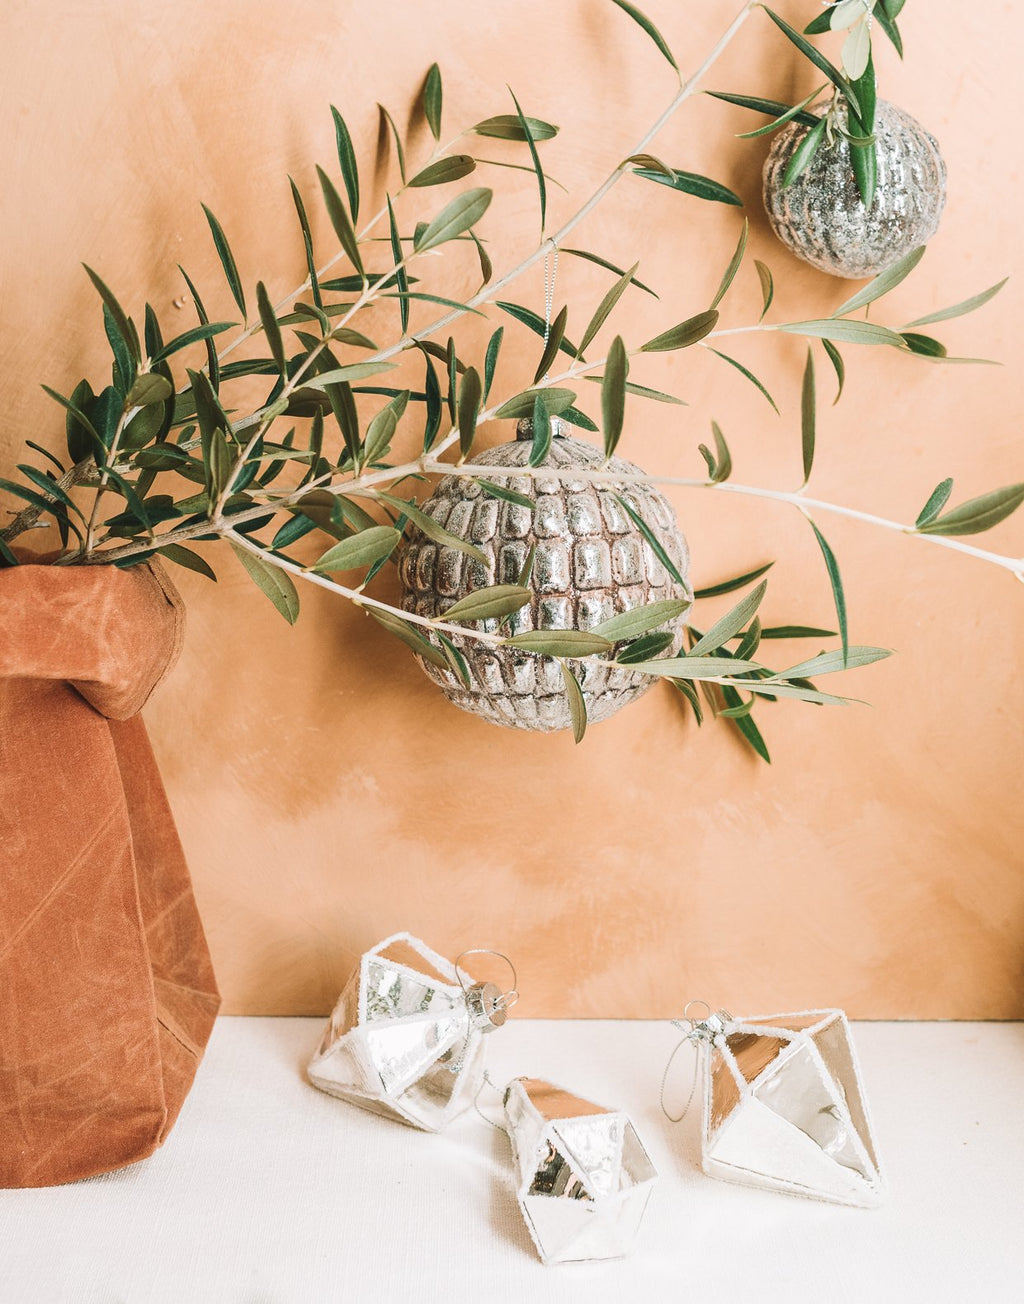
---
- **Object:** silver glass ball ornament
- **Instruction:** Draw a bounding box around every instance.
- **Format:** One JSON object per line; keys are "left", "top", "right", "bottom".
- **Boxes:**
{"left": 763, "top": 99, "right": 946, "bottom": 279}
{"left": 397, "top": 418, "right": 692, "bottom": 733}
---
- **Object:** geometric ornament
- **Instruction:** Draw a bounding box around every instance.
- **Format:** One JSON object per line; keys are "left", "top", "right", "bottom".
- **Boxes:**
{"left": 307, "top": 932, "right": 507, "bottom": 1133}
{"left": 503, "top": 1077, "right": 658, "bottom": 1264}
{"left": 700, "top": 1009, "right": 885, "bottom": 1208}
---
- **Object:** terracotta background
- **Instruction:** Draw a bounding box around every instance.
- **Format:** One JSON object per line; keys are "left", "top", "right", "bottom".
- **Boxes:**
{"left": 2, "top": 1, "right": 1021, "bottom": 1018}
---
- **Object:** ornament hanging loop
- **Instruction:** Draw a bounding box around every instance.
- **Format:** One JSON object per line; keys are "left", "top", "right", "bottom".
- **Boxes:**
{"left": 455, "top": 948, "right": 519, "bottom": 1033}
{"left": 659, "top": 1000, "right": 733, "bottom": 1124}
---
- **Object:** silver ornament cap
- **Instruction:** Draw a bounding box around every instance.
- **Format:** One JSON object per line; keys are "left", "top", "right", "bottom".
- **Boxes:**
{"left": 763, "top": 99, "right": 946, "bottom": 279}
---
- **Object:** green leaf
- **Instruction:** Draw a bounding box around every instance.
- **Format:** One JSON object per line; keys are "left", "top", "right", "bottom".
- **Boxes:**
{"left": 495, "top": 301, "right": 582, "bottom": 356}
{"left": 458, "top": 366, "right": 482, "bottom": 459}
{"left": 517, "top": 543, "right": 537, "bottom": 587}
{"left": 915, "top": 478, "right": 954, "bottom": 528}
{"left": 706, "top": 349, "right": 779, "bottom": 413}
{"left": 199, "top": 206, "right": 246, "bottom": 319}
{"left": 387, "top": 196, "right": 409, "bottom": 335}
{"left": 503, "top": 629, "right": 612, "bottom": 657}
{"left": 470, "top": 231, "right": 492, "bottom": 287}
{"left": 126, "top": 373, "right": 172, "bottom": 408}
{"left": 476, "top": 477, "right": 535, "bottom": 509}
{"left": 255, "top": 281, "right": 286, "bottom": 376}
{"left": 483, "top": 327, "right": 504, "bottom": 403}
{"left": 584, "top": 376, "right": 685, "bottom": 405}
{"left": 832, "top": 245, "right": 926, "bottom": 318}
{"left": 609, "top": 0, "right": 678, "bottom": 70}
{"left": 378, "top": 491, "right": 488, "bottom": 564}
{"left": 641, "top": 309, "right": 719, "bottom": 353}
{"left": 782, "top": 116, "right": 828, "bottom": 187}
{"left": 623, "top": 655, "right": 762, "bottom": 679}
{"left": 593, "top": 598, "right": 690, "bottom": 642}
{"left": 632, "top": 168, "right": 742, "bottom": 206}
{"left": 821, "top": 339, "right": 846, "bottom": 404}
{"left": 760, "top": 624, "right": 837, "bottom": 639}
{"left": 602, "top": 336, "right": 628, "bottom": 460}
{"left": 330, "top": 106, "right": 360, "bottom": 221}
{"left": 152, "top": 322, "right": 234, "bottom": 362}
{"left": 158, "top": 543, "right": 216, "bottom": 580}
{"left": 493, "top": 387, "right": 577, "bottom": 419}
{"left": 367, "top": 607, "right": 450, "bottom": 672}
{"left": 422, "top": 354, "right": 442, "bottom": 451}
{"left": 230, "top": 543, "right": 299, "bottom": 623}
{"left": 616, "top": 495, "right": 687, "bottom": 586}
{"left": 808, "top": 519, "right": 847, "bottom": 663}
{"left": 529, "top": 391, "right": 552, "bottom": 468}
{"left": 424, "top": 63, "right": 443, "bottom": 140}
{"left": 378, "top": 104, "right": 407, "bottom": 183}
{"left": 762, "top": 8, "right": 862, "bottom": 118}
{"left": 560, "top": 247, "right": 658, "bottom": 297}
{"left": 698, "top": 420, "right": 732, "bottom": 484}
{"left": 289, "top": 177, "right": 322, "bottom": 309}
{"left": 801, "top": 348, "right": 816, "bottom": 486}
{"left": 874, "top": 0, "right": 903, "bottom": 57}
{"left": 706, "top": 90, "right": 820, "bottom": 129}
{"left": 103, "top": 303, "right": 134, "bottom": 392}
{"left": 362, "top": 406, "right": 398, "bottom": 465}
{"left": 779, "top": 319, "right": 905, "bottom": 347}
{"left": 560, "top": 662, "right": 588, "bottom": 744}
{"left": 745, "top": 681, "right": 853, "bottom": 706}
{"left": 178, "top": 266, "right": 220, "bottom": 389}
{"left": 408, "top": 155, "right": 476, "bottom": 188}
{"left": 471, "top": 114, "right": 558, "bottom": 141}
{"left": 693, "top": 560, "right": 774, "bottom": 600}
{"left": 443, "top": 584, "right": 532, "bottom": 623}
{"left": 14, "top": 465, "right": 85, "bottom": 522}
{"left": 616, "top": 630, "right": 675, "bottom": 664}
{"left": 710, "top": 220, "right": 748, "bottom": 309}
{"left": 578, "top": 263, "right": 637, "bottom": 358}
{"left": 754, "top": 259, "right": 774, "bottom": 320}
{"left": 306, "top": 362, "right": 396, "bottom": 387}
{"left": 848, "top": 54, "right": 878, "bottom": 206}
{"left": 905, "top": 278, "right": 1009, "bottom": 329}
{"left": 767, "top": 646, "right": 892, "bottom": 680}
{"left": 534, "top": 305, "right": 568, "bottom": 384}
{"left": 916, "top": 483, "right": 1024, "bottom": 536}
{"left": 83, "top": 265, "right": 140, "bottom": 363}
{"left": 721, "top": 685, "right": 771, "bottom": 761}
{"left": 735, "top": 85, "right": 827, "bottom": 139}
{"left": 901, "top": 333, "right": 947, "bottom": 358}
{"left": 415, "top": 187, "right": 492, "bottom": 252}
{"left": 688, "top": 580, "right": 767, "bottom": 657}
{"left": 436, "top": 631, "right": 471, "bottom": 687}
{"left": 623, "top": 152, "right": 675, "bottom": 178}
{"left": 509, "top": 87, "right": 546, "bottom": 231}
{"left": 316, "top": 165, "right": 364, "bottom": 278}
{"left": 313, "top": 526, "right": 400, "bottom": 572}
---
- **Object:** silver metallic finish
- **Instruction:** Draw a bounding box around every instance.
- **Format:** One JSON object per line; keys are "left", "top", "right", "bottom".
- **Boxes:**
{"left": 503, "top": 1077, "right": 657, "bottom": 1265}
{"left": 398, "top": 422, "right": 691, "bottom": 732}
{"left": 307, "top": 933, "right": 501, "bottom": 1132}
{"left": 701, "top": 1009, "right": 886, "bottom": 1207}
{"left": 763, "top": 100, "right": 946, "bottom": 279}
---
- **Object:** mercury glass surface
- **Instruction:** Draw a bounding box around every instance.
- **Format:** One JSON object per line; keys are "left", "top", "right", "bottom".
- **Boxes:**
{"left": 503, "top": 1077, "right": 657, "bottom": 1265}
{"left": 398, "top": 421, "right": 691, "bottom": 732}
{"left": 763, "top": 100, "right": 946, "bottom": 279}
{"left": 307, "top": 933, "right": 497, "bottom": 1132}
{"left": 700, "top": 1010, "right": 885, "bottom": 1207}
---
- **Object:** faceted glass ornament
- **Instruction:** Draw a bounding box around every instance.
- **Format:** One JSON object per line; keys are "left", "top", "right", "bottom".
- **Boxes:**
{"left": 397, "top": 419, "right": 691, "bottom": 732}
{"left": 503, "top": 1077, "right": 657, "bottom": 1264}
{"left": 307, "top": 933, "right": 506, "bottom": 1132}
{"left": 763, "top": 100, "right": 946, "bottom": 279}
{"left": 700, "top": 1009, "right": 885, "bottom": 1207}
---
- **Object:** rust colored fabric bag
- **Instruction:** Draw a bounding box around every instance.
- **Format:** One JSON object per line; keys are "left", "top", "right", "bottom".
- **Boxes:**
{"left": 0, "top": 561, "right": 220, "bottom": 1187}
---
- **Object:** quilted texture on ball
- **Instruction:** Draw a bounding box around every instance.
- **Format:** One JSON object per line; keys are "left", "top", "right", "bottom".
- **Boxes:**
{"left": 763, "top": 99, "right": 946, "bottom": 279}
{"left": 397, "top": 430, "right": 691, "bottom": 732}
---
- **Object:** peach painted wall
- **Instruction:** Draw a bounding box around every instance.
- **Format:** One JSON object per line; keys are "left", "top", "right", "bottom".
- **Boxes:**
{"left": 2, "top": 1, "right": 1021, "bottom": 1018}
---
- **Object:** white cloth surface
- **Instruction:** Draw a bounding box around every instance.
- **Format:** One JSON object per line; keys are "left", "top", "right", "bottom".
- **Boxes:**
{"left": 1, "top": 1018, "right": 1021, "bottom": 1304}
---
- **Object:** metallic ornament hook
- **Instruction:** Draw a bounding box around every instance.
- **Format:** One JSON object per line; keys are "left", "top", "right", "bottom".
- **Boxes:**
{"left": 454, "top": 948, "right": 519, "bottom": 1032}
{"left": 660, "top": 1001, "right": 734, "bottom": 1124}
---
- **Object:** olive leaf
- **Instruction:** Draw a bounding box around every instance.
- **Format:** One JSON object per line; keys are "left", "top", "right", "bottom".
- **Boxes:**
{"left": 424, "top": 63, "right": 443, "bottom": 140}
{"left": 503, "top": 630, "right": 612, "bottom": 657}
{"left": 509, "top": 87, "right": 547, "bottom": 231}
{"left": 632, "top": 168, "right": 742, "bottom": 206}
{"left": 687, "top": 580, "right": 768, "bottom": 657}
{"left": 199, "top": 207, "right": 247, "bottom": 319}
{"left": 408, "top": 156, "right": 477, "bottom": 188}
{"left": 415, "top": 188, "right": 493, "bottom": 252}
{"left": 801, "top": 348, "right": 816, "bottom": 486}
{"left": 560, "top": 247, "right": 658, "bottom": 297}
{"left": 377, "top": 491, "right": 488, "bottom": 564}
{"left": 593, "top": 597, "right": 690, "bottom": 642}
{"left": 832, "top": 246, "right": 926, "bottom": 318}
{"left": 493, "top": 387, "right": 577, "bottom": 419}
{"left": 601, "top": 335, "right": 628, "bottom": 460}
{"left": 577, "top": 263, "right": 637, "bottom": 358}
{"left": 230, "top": 543, "right": 299, "bottom": 623}
{"left": 471, "top": 115, "right": 558, "bottom": 141}
{"left": 312, "top": 526, "right": 400, "bottom": 573}
{"left": 616, "top": 494, "right": 687, "bottom": 586}
{"left": 914, "top": 478, "right": 954, "bottom": 528}
{"left": 706, "top": 350, "right": 778, "bottom": 413}
{"left": 457, "top": 366, "right": 482, "bottom": 459}
{"left": 641, "top": 309, "right": 719, "bottom": 353}
{"left": 316, "top": 166, "right": 364, "bottom": 278}
{"left": 754, "top": 259, "right": 774, "bottom": 320}
{"left": 905, "top": 278, "right": 1008, "bottom": 329}
{"left": 367, "top": 606, "right": 450, "bottom": 672}
{"left": 915, "top": 484, "right": 1024, "bottom": 536}
{"left": 710, "top": 220, "right": 748, "bottom": 309}
{"left": 443, "top": 584, "right": 532, "bottom": 623}
{"left": 808, "top": 519, "right": 848, "bottom": 663}
{"left": 609, "top": 0, "right": 678, "bottom": 72}
{"left": 560, "top": 662, "right": 588, "bottom": 744}
{"left": 330, "top": 106, "right": 360, "bottom": 220}
{"left": 780, "top": 320, "right": 905, "bottom": 347}
{"left": 706, "top": 91, "right": 820, "bottom": 129}
{"left": 693, "top": 561, "right": 774, "bottom": 600}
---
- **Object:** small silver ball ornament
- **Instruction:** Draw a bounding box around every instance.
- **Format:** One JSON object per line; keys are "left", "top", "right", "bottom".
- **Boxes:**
{"left": 397, "top": 419, "right": 692, "bottom": 733}
{"left": 763, "top": 99, "right": 947, "bottom": 279}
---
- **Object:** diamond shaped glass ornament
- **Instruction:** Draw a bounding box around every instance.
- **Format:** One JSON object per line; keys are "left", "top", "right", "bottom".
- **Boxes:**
{"left": 503, "top": 1077, "right": 657, "bottom": 1265}
{"left": 307, "top": 933, "right": 510, "bottom": 1132}
{"left": 698, "top": 1009, "right": 885, "bottom": 1208}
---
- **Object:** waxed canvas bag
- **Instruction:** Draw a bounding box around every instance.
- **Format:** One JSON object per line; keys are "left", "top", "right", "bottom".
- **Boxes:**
{"left": 0, "top": 560, "right": 219, "bottom": 1187}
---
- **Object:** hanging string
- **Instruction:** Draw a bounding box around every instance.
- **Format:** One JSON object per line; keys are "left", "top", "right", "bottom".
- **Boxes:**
{"left": 473, "top": 1070, "right": 511, "bottom": 1136}
{"left": 659, "top": 1001, "right": 733, "bottom": 1124}
{"left": 541, "top": 243, "right": 559, "bottom": 383}
{"left": 445, "top": 949, "right": 519, "bottom": 1077}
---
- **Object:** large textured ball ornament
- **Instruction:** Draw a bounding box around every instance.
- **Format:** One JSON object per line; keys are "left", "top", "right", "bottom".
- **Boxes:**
{"left": 397, "top": 419, "right": 692, "bottom": 733}
{"left": 763, "top": 100, "right": 947, "bottom": 279}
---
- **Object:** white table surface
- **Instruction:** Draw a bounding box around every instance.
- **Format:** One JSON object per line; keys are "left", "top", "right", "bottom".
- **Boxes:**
{"left": 2, "top": 1018, "right": 1021, "bottom": 1303}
